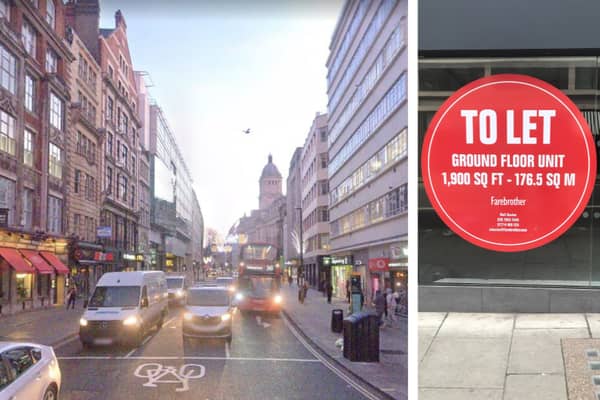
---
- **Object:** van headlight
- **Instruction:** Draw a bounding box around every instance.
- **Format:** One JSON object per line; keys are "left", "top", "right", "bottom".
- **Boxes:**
{"left": 123, "top": 316, "right": 140, "bottom": 326}
{"left": 228, "top": 285, "right": 236, "bottom": 293}
{"left": 183, "top": 312, "right": 193, "bottom": 321}
{"left": 235, "top": 292, "right": 244, "bottom": 301}
{"left": 273, "top": 294, "right": 282, "bottom": 304}
{"left": 79, "top": 318, "right": 88, "bottom": 327}
{"left": 221, "top": 313, "right": 231, "bottom": 321}
{"left": 176, "top": 289, "right": 184, "bottom": 298}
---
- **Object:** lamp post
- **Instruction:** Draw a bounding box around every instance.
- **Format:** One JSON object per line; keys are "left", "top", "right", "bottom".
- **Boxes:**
{"left": 295, "top": 207, "right": 303, "bottom": 286}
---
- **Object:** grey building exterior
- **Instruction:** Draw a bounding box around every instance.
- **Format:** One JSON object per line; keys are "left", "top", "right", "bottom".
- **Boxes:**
{"left": 327, "top": 0, "right": 408, "bottom": 300}
{"left": 284, "top": 147, "right": 302, "bottom": 272}
{"left": 419, "top": 0, "right": 600, "bottom": 312}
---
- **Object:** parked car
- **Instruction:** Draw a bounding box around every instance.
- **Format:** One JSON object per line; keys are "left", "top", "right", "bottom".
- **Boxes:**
{"left": 79, "top": 271, "right": 169, "bottom": 347}
{"left": 166, "top": 275, "right": 188, "bottom": 306}
{"left": 182, "top": 286, "right": 234, "bottom": 343}
{"left": 0, "top": 341, "right": 61, "bottom": 400}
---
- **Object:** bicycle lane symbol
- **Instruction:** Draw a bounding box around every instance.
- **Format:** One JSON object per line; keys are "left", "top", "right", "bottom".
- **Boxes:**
{"left": 134, "top": 363, "right": 206, "bottom": 392}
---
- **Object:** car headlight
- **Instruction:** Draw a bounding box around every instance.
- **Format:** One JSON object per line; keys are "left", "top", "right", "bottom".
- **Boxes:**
{"left": 176, "top": 289, "right": 184, "bottom": 298}
{"left": 49, "top": 359, "right": 60, "bottom": 380}
{"left": 221, "top": 312, "right": 231, "bottom": 321}
{"left": 228, "top": 285, "right": 236, "bottom": 293}
{"left": 235, "top": 292, "right": 244, "bottom": 301}
{"left": 183, "top": 312, "right": 193, "bottom": 321}
{"left": 79, "top": 318, "right": 88, "bottom": 327}
{"left": 273, "top": 294, "right": 282, "bottom": 304}
{"left": 123, "top": 316, "right": 140, "bottom": 326}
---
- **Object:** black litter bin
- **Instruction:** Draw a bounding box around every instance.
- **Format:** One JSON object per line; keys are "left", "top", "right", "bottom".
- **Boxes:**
{"left": 363, "top": 313, "right": 380, "bottom": 362}
{"left": 343, "top": 312, "right": 379, "bottom": 362}
{"left": 331, "top": 309, "right": 344, "bottom": 333}
{"left": 343, "top": 314, "right": 359, "bottom": 361}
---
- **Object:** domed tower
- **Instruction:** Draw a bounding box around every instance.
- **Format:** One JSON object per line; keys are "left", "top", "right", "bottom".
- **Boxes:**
{"left": 259, "top": 154, "right": 283, "bottom": 210}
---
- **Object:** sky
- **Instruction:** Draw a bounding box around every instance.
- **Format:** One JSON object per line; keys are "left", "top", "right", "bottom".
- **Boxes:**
{"left": 99, "top": 0, "right": 344, "bottom": 238}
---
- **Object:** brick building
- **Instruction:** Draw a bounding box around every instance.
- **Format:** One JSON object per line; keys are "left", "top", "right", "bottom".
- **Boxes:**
{"left": 0, "top": 0, "right": 73, "bottom": 315}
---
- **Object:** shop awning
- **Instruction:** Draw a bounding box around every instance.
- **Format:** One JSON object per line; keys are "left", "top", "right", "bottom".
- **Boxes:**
{"left": 0, "top": 248, "right": 34, "bottom": 273}
{"left": 20, "top": 250, "right": 54, "bottom": 274}
{"left": 40, "top": 252, "right": 70, "bottom": 275}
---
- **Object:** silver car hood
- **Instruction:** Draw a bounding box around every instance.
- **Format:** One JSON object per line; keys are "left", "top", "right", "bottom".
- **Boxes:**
{"left": 185, "top": 305, "right": 229, "bottom": 316}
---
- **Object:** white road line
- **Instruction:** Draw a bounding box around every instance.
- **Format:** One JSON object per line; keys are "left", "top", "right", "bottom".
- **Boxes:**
{"left": 225, "top": 341, "right": 230, "bottom": 358}
{"left": 164, "top": 316, "right": 177, "bottom": 327}
{"left": 57, "top": 355, "right": 321, "bottom": 362}
{"left": 125, "top": 347, "right": 138, "bottom": 358}
{"left": 281, "top": 313, "right": 381, "bottom": 400}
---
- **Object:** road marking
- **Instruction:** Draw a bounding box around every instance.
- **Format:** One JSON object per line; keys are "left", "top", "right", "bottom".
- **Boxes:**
{"left": 225, "top": 341, "right": 230, "bottom": 358}
{"left": 58, "top": 355, "right": 321, "bottom": 362}
{"left": 281, "top": 313, "right": 382, "bottom": 400}
{"left": 52, "top": 334, "right": 79, "bottom": 350}
{"left": 134, "top": 363, "right": 205, "bottom": 392}
{"left": 125, "top": 347, "right": 138, "bottom": 358}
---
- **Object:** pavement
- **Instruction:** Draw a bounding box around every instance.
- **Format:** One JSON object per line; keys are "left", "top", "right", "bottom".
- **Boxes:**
{"left": 280, "top": 283, "right": 408, "bottom": 400}
{"left": 419, "top": 312, "right": 600, "bottom": 400}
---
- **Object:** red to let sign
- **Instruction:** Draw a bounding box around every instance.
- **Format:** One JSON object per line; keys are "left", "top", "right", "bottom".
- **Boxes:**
{"left": 422, "top": 74, "right": 596, "bottom": 252}
{"left": 369, "top": 258, "right": 390, "bottom": 272}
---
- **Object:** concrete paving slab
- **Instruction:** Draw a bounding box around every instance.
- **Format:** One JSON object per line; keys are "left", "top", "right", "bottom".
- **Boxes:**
{"left": 562, "top": 338, "right": 600, "bottom": 400}
{"left": 508, "top": 328, "right": 589, "bottom": 374}
{"left": 419, "top": 312, "right": 447, "bottom": 329}
{"left": 419, "top": 388, "right": 502, "bottom": 400}
{"left": 437, "top": 313, "right": 514, "bottom": 337}
{"left": 504, "top": 374, "right": 567, "bottom": 400}
{"left": 585, "top": 314, "right": 600, "bottom": 338}
{"left": 515, "top": 314, "right": 588, "bottom": 329}
{"left": 419, "top": 337, "right": 510, "bottom": 388}
{"left": 419, "top": 328, "right": 437, "bottom": 363}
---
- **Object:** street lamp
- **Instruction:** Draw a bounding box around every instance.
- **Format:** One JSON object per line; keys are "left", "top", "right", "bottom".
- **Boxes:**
{"left": 295, "top": 207, "right": 303, "bottom": 286}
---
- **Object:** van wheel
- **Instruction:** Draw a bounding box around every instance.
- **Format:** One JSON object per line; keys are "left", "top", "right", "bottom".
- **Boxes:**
{"left": 81, "top": 340, "right": 91, "bottom": 349}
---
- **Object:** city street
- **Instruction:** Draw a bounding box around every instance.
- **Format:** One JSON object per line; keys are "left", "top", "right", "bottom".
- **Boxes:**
{"left": 50, "top": 307, "right": 380, "bottom": 400}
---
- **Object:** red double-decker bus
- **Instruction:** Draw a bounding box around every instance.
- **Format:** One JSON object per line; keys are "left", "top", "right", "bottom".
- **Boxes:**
{"left": 234, "top": 243, "right": 282, "bottom": 314}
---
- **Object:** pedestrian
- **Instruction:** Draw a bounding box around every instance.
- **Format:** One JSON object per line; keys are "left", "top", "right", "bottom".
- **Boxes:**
{"left": 288, "top": 274, "right": 293, "bottom": 287}
{"left": 66, "top": 286, "right": 77, "bottom": 310}
{"left": 302, "top": 281, "right": 309, "bottom": 303}
{"left": 386, "top": 288, "right": 397, "bottom": 324}
{"left": 298, "top": 286, "right": 304, "bottom": 303}
{"left": 346, "top": 280, "right": 351, "bottom": 303}
{"left": 373, "top": 290, "right": 386, "bottom": 326}
{"left": 326, "top": 281, "right": 333, "bottom": 304}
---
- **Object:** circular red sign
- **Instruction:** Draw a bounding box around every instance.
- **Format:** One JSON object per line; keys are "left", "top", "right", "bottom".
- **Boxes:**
{"left": 422, "top": 74, "right": 596, "bottom": 252}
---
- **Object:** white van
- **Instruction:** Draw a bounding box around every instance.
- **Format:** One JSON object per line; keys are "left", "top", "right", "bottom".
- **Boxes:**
{"left": 79, "top": 271, "right": 168, "bottom": 347}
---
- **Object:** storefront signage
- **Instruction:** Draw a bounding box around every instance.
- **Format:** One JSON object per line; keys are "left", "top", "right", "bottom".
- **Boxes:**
{"left": 331, "top": 256, "right": 353, "bottom": 265}
{"left": 123, "top": 254, "right": 136, "bottom": 261}
{"left": 93, "top": 252, "right": 113, "bottom": 262}
{"left": 422, "top": 74, "right": 596, "bottom": 252}
{"left": 368, "top": 258, "right": 390, "bottom": 272}
{"left": 96, "top": 226, "right": 112, "bottom": 238}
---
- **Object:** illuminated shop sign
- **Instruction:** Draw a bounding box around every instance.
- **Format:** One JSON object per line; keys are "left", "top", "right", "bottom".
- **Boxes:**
{"left": 422, "top": 74, "right": 596, "bottom": 252}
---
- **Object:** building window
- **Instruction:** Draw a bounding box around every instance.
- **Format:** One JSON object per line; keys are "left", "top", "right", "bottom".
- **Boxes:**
{"left": 108, "top": 65, "right": 113, "bottom": 78}
{"left": 0, "top": 44, "right": 15, "bottom": 94}
{"left": 47, "top": 195, "right": 62, "bottom": 234}
{"left": 21, "top": 20, "right": 36, "bottom": 57}
{"left": 0, "top": 176, "right": 15, "bottom": 225}
{"left": 16, "top": 274, "right": 32, "bottom": 299}
{"left": 131, "top": 184, "right": 135, "bottom": 208}
{"left": 320, "top": 129, "right": 327, "bottom": 142}
{"left": 106, "top": 132, "right": 113, "bottom": 156}
{"left": 24, "top": 75, "right": 34, "bottom": 112}
{"left": 106, "top": 96, "right": 113, "bottom": 121}
{"left": 45, "top": 48, "right": 57, "bottom": 73}
{"left": 0, "top": 0, "right": 10, "bottom": 21}
{"left": 0, "top": 110, "right": 15, "bottom": 156}
{"left": 74, "top": 169, "right": 80, "bottom": 193}
{"left": 131, "top": 155, "right": 135, "bottom": 175}
{"left": 106, "top": 166, "right": 112, "bottom": 195}
{"left": 48, "top": 143, "right": 62, "bottom": 179}
{"left": 118, "top": 174, "right": 127, "bottom": 201}
{"left": 46, "top": 0, "right": 55, "bottom": 28}
{"left": 21, "top": 188, "right": 33, "bottom": 229}
{"left": 23, "top": 129, "right": 33, "bottom": 167}
{"left": 85, "top": 174, "right": 95, "bottom": 201}
{"left": 73, "top": 213, "right": 81, "bottom": 237}
{"left": 49, "top": 92, "right": 63, "bottom": 130}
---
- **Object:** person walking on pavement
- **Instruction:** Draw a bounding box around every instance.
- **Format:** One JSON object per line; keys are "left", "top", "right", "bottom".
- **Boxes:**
{"left": 373, "top": 290, "right": 386, "bottom": 327}
{"left": 302, "top": 281, "right": 309, "bottom": 304}
{"left": 386, "top": 288, "right": 397, "bottom": 325}
{"left": 346, "top": 280, "right": 351, "bottom": 303}
{"left": 66, "top": 286, "right": 77, "bottom": 309}
{"left": 288, "top": 274, "right": 293, "bottom": 287}
{"left": 325, "top": 281, "right": 333, "bottom": 304}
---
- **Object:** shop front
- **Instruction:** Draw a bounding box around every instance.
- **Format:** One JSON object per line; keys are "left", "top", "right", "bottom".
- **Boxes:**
{"left": 368, "top": 258, "right": 390, "bottom": 299}
{"left": 70, "top": 241, "right": 115, "bottom": 300}
{"left": 330, "top": 255, "right": 353, "bottom": 299}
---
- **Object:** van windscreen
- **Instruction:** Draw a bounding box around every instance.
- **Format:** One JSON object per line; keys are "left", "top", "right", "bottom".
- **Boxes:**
{"left": 89, "top": 286, "right": 140, "bottom": 307}
{"left": 166, "top": 278, "right": 184, "bottom": 289}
